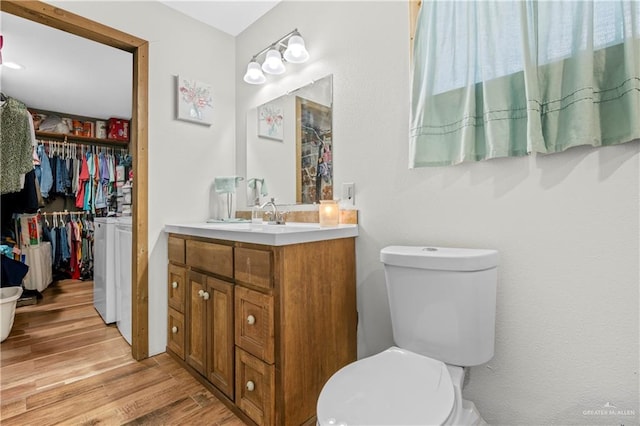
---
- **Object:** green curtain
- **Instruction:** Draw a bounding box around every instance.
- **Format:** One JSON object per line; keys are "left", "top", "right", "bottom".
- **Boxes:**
{"left": 410, "top": 0, "right": 640, "bottom": 167}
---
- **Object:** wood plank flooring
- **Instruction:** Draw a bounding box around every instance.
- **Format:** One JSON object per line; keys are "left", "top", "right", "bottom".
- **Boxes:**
{"left": 0, "top": 279, "right": 247, "bottom": 425}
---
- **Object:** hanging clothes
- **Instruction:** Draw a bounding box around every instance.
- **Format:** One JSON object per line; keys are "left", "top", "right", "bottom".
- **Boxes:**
{"left": 67, "top": 219, "right": 80, "bottom": 280}
{"left": 94, "top": 152, "right": 107, "bottom": 209}
{"left": 35, "top": 144, "right": 53, "bottom": 198}
{"left": 76, "top": 151, "right": 89, "bottom": 209}
{"left": 58, "top": 221, "right": 70, "bottom": 262}
{"left": 72, "top": 154, "right": 80, "bottom": 195}
{"left": 1, "top": 97, "right": 34, "bottom": 194}
{"left": 80, "top": 216, "right": 94, "bottom": 280}
{"left": 83, "top": 151, "right": 94, "bottom": 211}
{"left": 33, "top": 140, "right": 123, "bottom": 215}
{"left": 108, "top": 154, "right": 115, "bottom": 192}
{"left": 92, "top": 151, "right": 99, "bottom": 213}
{"left": 49, "top": 151, "right": 58, "bottom": 196}
{"left": 39, "top": 212, "right": 93, "bottom": 281}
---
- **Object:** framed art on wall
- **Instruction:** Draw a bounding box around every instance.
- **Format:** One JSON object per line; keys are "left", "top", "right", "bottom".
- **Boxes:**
{"left": 176, "top": 75, "right": 213, "bottom": 125}
{"left": 257, "top": 101, "right": 284, "bottom": 141}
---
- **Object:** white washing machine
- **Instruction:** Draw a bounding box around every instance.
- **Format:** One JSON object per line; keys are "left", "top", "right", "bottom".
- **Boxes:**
{"left": 115, "top": 216, "right": 132, "bottom": 345}
{"left": 94, "top": 217, "right": 118, "bottom": 324}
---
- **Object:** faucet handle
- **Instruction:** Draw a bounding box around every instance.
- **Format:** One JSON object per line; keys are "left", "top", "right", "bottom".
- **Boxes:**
{"left": 275, "top": 210, "right": 288, "bottom": 224}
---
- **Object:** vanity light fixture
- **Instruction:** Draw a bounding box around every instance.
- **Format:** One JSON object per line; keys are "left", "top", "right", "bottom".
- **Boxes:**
{"left": 243, "top": 29, "right": 310, "bottom": 85}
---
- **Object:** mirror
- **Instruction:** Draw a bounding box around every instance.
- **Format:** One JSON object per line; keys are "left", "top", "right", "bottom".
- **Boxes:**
{"left": 246, "top": 75, "right": 333, "bottom": 205}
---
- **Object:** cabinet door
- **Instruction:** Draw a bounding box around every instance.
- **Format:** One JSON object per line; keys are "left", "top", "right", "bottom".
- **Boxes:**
{"left": 235, "top": 286, "right": 274, "bottom": 364}
{"left": 234, "top": 247, "right": 272, "bottom": 289}
{"left": 186, "top": 271, "right": 207, "bottom": 375}
{"left": 186, "top": 240, "right": 233, "bottom": 279}
{"left": 206, "top": 276, "right": 235, "bottom": 400}
{"left": 168, "top": 263, "right": 186, "bottom": 313}
{"left": 167, "top": 307, "right": 185, "bottom": 359}
{"left": 236, "top": 348, "right": 275, "bottom": 426}
{"left": 168, "top": 235, "right": 185, "bottom": 264}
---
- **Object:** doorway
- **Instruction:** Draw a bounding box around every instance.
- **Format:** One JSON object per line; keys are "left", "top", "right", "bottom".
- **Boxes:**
{"left": 0, "top": 1, "right": 150, "bottom": 360}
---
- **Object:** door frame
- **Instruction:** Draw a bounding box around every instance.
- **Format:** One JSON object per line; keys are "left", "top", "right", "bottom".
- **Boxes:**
{"left": 1, "top": 1, "right": 150, "bottom": 360}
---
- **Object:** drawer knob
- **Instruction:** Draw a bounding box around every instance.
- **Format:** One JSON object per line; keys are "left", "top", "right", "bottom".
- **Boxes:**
{"left": 203, "top": 291, "right": 210, "bottom": 300}
{"left": 172, "top": 281, "right": 178, "bottom": 289}
{"left": 171, "top": 326, "right": 178, "bottom": 334}
{"left": 198, "top": 289, "right": 205, "bottom": 297}
{"left": 246, "top": 381, "right": 255, "bottom": 392}
{"left": 247, "top": 315, "right": 256, "bottom": 325}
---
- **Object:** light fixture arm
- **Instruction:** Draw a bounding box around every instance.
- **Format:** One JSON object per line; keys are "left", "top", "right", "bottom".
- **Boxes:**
{"left": 248, "top": 28, "right": 301, "bottom": 63}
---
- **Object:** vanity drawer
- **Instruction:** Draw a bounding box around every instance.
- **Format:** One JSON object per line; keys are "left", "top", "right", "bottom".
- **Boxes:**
{"left": 167, "top": 307, "right": 185, "bottom": 359}
{"left": 168, "top": 235, "right": 185, "bottom": 264}
{"left": 168, "top": 263, "right": 186, "bottom": 312}
{"left": 186, "top": 240, "right": 233, "bottom": 279}
{"left": 235, "top": 286, "right": 274, "bottom": 364}
{"left": 236, "top": 348, "right": 275, "bottom": 426}
{"left": 234, "top": 247, "right": 272, "bottom": 289}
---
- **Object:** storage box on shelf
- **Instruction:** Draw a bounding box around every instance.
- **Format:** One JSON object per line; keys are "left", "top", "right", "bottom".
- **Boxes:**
{"left": 30, "top": 108, "right": 130, "bottom": 146}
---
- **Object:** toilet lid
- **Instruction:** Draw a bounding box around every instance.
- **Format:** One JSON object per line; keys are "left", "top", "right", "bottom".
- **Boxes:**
{"left": 317, "top": 347, "right": 455, "bottom": 426}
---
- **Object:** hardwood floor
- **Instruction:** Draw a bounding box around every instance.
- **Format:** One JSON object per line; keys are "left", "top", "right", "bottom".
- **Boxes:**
{"left": 0, "top": 279, "right": 247, "bottom": 425}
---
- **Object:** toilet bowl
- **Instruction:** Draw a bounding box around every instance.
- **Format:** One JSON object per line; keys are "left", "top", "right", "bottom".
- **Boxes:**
{"left": 317, "top": 246, "right": 498, "bottom": 425}
{"left": 317, "top": 347, "right": 485, "bottom": 426}
{"left": 1, "top": 286, "right": 23, "bottom": 342}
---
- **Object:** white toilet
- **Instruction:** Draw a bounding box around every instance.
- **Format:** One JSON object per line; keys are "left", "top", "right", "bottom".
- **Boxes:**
{"left": 317, "top": 245, "right": 499, "bottom": 426}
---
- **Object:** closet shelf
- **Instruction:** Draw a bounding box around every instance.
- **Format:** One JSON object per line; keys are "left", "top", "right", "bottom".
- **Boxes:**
{"left": 35, "top": 131, "right": 129, "bottom": 147}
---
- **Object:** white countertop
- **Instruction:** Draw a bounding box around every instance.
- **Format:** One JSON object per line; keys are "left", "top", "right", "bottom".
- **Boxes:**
{"left": 164, "top": 221, "right": 358, "bottom": 246}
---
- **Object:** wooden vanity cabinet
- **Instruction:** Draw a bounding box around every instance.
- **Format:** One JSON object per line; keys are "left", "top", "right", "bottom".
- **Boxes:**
{"left": 166, "top": 234, "right": 357, "bottom": 426}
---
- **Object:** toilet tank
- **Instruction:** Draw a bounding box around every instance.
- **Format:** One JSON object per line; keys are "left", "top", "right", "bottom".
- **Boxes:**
{"left": 380, "top": 246, "right": 498, "bottom": 366}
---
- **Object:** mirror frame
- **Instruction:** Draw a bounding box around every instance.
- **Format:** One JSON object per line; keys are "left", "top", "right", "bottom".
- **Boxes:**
{"left": 1, "top": 1, "right": 150, "bottom": 360}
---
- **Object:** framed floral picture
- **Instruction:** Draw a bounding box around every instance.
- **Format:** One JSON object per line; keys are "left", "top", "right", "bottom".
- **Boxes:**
{"left": 176, "top": 75, "right": 213, "bottom": 125}
{"left": 257, "top": 101, "right": 284, "bottom": 141}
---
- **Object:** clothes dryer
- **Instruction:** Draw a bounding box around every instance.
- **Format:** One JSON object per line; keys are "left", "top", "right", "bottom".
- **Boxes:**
{"left": 115, "top": 216, "right": 132, "bottom": 345}
{"left": 93, "top": 217, "right": 118, "bottom": 324}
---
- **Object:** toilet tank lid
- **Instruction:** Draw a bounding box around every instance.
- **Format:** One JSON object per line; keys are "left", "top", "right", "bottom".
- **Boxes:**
{"left": 380, "top": 246, "right": 499, "bottom": 271}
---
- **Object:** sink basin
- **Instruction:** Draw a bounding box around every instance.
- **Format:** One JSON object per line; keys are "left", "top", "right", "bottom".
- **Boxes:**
{"left": 203, "top": 222, "right": 252, "bottom": 230}
{"left": 164, "top": 221, "right": 357, "bottom": 246}
{"left": 204, "top": 221, "right": 323, "bottom": 231}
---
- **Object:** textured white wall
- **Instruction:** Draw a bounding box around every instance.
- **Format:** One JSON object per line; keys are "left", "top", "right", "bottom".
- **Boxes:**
{"left": 236, "top": 2, "right": 639, "bottom": 425}
{"left": 43, "top": 1, "right": 639, "bottom": 424}
{"left": 50, "top": 1, "right": 236, "bottom": 356}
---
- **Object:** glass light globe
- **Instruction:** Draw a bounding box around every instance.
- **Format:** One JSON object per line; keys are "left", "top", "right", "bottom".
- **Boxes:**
{"left": 262, "top": 49, "right": 286, "bottom": 75}
{"left": 283, "top": 35, "right": 309, "bottom": 63}
{"left": 244, "top": 61, "right": 266, "bottom": 84}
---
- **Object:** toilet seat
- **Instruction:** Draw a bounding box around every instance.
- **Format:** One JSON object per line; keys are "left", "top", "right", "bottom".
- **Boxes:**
{"left": 317, "top": 347, "right": 455, "bottom": 426}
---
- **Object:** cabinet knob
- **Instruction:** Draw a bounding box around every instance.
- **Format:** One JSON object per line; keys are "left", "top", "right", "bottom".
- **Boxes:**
{"left": 246, "top": 381, "right": 255, "bottom": 392}
{"left": 171, "top": 326, "right": 178, "bottom": 334}
{"left": 198, "top": 289, "right": 205, "bottom": 297}
{"left": 203, "top": 292, "right": 210, "bottom": 300}
{"left": 247, "top": 315, "right": 256, "bottom": 325}
{"left": 172, "top": 281, "right": 178, "bottom": 289}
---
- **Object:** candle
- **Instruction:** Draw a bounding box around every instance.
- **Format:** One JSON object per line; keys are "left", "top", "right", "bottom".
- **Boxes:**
{"left": 319, "top": 200, "right": 339, "bottom": 227}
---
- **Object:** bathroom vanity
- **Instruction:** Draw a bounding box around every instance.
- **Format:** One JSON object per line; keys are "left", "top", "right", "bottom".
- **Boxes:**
{"left": 164, "top": 222, "right": 358, "bottom": 426}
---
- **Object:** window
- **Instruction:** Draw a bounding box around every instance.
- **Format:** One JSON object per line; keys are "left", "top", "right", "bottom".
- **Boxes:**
{"left": 410, "top": 0, "right": 640, "bottom": 167}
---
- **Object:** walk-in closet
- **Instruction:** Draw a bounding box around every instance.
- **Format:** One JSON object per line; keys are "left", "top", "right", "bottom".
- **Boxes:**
{"left": 1, "top": 9, "right": 134, "bottom": 351}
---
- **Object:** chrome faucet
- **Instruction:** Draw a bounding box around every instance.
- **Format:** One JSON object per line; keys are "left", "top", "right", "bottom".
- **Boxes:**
{"left": 260, "top": 198, "right": 286, "bottom": 225}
